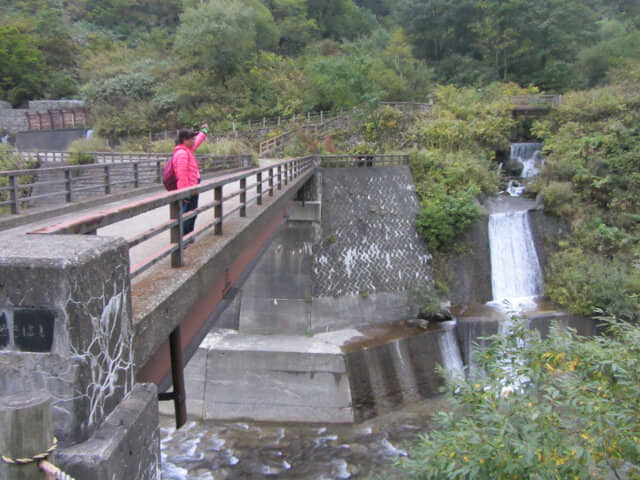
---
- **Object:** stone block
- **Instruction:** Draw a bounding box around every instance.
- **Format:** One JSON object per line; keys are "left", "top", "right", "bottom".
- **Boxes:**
{"left": 56, "top": 383, "right": 160, "bottom": 480}
{"left": 0, "top": 234, "right": 133, "bottom": 443}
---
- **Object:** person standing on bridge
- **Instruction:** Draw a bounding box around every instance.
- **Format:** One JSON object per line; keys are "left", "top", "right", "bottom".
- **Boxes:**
{"left": 173, "top": 124, "right": 209, "bottom": 235}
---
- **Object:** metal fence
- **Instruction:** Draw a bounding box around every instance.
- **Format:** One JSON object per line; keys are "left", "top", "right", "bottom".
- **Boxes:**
{"left": 0, "top": 154, "right": 253, "bottom": 214}
{"left": 32, "top": 156, "right": 315, "bottom": 278}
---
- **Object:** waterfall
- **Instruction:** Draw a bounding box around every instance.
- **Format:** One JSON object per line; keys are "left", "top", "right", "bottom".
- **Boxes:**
{"left": 510, "top": 142, "right": 543, "bottom": 179}
{"left": 488, "top": 210, "right": 543, "bottom": 309}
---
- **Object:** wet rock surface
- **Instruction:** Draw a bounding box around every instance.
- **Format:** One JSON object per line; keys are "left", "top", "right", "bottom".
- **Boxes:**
{"left": 160, "top": 397, "right": 448, "bottom": 479}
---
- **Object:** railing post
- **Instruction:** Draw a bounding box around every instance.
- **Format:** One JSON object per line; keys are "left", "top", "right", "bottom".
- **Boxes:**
{"left": 256, "top": 171, "right": 263, "bottom": 205}
{"left": 104, "top": 165, "right": 111, "bottom": 194}
{"left": 65, "top": 169, "right": 73, "bottom": 203}
{"left": 0, "top": 391, "right": 54, "bottom": 480}
{"left": 268, "top": 167, "right": 274, "bottom": 196}
{"left": 168, "top": 326, "right": 187, "bottom": 428}
{"left": 9, "top": 175, "right": 19, "bottom": 214}
{"left": 134, "top": 163, "right": 140, "bottom": 188}
{"left": 278, "top": 165, "right": 282, "bottom": 190}
{"left": 156, "top": 161, "right": 162, "bottom": 184}
{"left": 214, "top": 185, "right": 223, "bottom": 235}
{"left": 240, "top": 177, "right": 247, "bottom": 217}
{"left": 170, "top": 199, "right": 184, "bottom": 267}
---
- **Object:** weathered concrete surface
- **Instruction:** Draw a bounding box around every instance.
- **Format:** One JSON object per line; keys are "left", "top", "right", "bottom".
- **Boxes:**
{"left": 342, "top": 320, "right": 462, "bottom": 423}
{"left": 16, "top": 128, "right": 88, "bottom": 151}
{"left": 56, "top": 383, "right": 160, "bottom": 480}
{"left": 0, "top": 234, "right": 133, "bottom": 444}
{"left": 313, "top": 167, "right": 432, "bottom": 297}
{"left": 446, "top": 215, "right": 493, "bottom": 305}
{"left": 165, "top": 320, "right": 463, "bottom": 424}
{"left": 0, "top": 391, "right": 53, "bottom": 480}
{"left": 528, "top": 208, "right": 570, "bottom": 275}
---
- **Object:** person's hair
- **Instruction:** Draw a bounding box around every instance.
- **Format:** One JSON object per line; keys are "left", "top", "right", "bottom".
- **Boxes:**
{"left": 176, "top": 128, "right": 197, "bottom": 145}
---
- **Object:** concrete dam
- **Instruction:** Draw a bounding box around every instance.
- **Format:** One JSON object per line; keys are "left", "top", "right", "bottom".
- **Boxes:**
{"left": 169, "top": 155, "right": 596, "bottom": 425}
{"left": 166, "top": 164, "right": 462, "bottom": 423}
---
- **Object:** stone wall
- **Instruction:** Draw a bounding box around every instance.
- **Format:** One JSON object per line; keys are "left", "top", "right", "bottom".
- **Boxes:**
{"left": 313, "top": 166, "right": 432, "bottom": 297}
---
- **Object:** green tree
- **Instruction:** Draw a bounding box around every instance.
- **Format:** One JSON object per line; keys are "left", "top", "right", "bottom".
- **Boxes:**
{"left": 266, "top": 0, "right": 321, "bottom": 55}
{"left": 174, "top": 0, "right": 279, "bottom": 84}
{"left": 0, "top": 24, "right": 46, "bottom": 106}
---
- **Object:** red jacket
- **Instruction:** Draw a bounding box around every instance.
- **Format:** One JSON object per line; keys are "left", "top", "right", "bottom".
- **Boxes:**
{"left": 173, "top": 131, "right": 206, "bottom": 189}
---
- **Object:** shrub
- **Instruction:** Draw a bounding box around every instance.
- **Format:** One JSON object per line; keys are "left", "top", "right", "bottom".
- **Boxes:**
{"left": 545, "top": 248, "right": 639, "bottom": 321}
{"left": 416, "top": 189, "right": 482, "bottom": 252}
{"left": 399, "top": 316, "right": 640, "bottom": 479}
{"left": 67, "top": 136, "right": 109, "bottom": 165}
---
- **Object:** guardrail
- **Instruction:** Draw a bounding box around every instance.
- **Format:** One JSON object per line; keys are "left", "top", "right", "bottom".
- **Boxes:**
{"left": 17, "top": 151, "right": 241, "bottom": 164}
{"left": 509, "top": 94, "right": 562, "bottom": 107}
{"left": 318, "top": 154, "right": 409, "bottom": 167}
{"left": 0, "top": 154, "right": 252, "bottom": 214}
{"left": 31, "top": 156, "right": 315, "bottom": 278}
{"left": 379, "top": 101, "right": 433, "bottom": 113}
{"left": 259, "top": 113, "right": 357, "bottom": 157}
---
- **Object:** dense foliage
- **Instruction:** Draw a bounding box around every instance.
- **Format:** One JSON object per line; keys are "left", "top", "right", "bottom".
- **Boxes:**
{"left": 2, "top": 0, "right": 640, "bottom": 138}
{"left": 406, "top": 83, "right": 520, "bottom": 252}
{"left": 400, "top": 316, "right": 640, "bottom": 479}
{"left": 531, "top": 68, "right": 640, "bottom": 321}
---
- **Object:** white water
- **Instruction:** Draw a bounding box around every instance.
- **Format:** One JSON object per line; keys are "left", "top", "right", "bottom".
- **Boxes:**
{"left": 510, "top": 142, "right": 543, "bottom": 179}
{"left": 488, "top": 210, "right": 543, "bottom": 311}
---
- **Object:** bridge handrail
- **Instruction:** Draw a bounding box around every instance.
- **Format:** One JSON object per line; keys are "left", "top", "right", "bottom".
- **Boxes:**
{"left": 16, "top": 151, "right": 244, "bottom": 164}
{"left": 379, "top": 101, "right": 433, "bottom": 113}
{"left": 259, "top": 112, "right": 356, "bottom": 156}
{"left": 509, "top": 94, "right": 562, "bottom": 106}
{"left": 31, "top": 156, "right": 316, "bottom": 278}
{"left": 0, "top": 154, "right": 253, "bottom": 215}
{"left": 319, "top": 154, "right": 409, "bottom": 167}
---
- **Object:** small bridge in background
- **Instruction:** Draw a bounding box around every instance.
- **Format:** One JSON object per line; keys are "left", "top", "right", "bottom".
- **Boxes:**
{"left": 510, "top": 94, "right": 562, "bottom": 115}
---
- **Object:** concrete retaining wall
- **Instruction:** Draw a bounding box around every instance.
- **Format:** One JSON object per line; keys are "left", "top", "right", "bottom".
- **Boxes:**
{"left": 1, "top": 100, "right": 86, "bottom": 135}
{"left": 15, "top": 128, "right": 88, "bottom": 151}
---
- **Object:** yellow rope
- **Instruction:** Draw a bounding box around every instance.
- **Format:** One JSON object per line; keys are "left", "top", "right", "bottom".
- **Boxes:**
{"left": 1, "top": 436, "right": 57, "bottom": 465}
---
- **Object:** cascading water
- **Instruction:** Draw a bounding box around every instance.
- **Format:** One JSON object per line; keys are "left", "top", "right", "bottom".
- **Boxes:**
{"left": 511, "top": 142, "right": 543, "bottom": 178}
{"left": 488, "top": 209, "right": 544, "bottom": 311}
{"left": 507, "top": 142, "right": 544, "bottom": 196}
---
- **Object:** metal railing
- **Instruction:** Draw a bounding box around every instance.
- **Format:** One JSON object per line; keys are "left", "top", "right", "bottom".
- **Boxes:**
{"left": 0, "top": 154, "right": 253, "bottom": 214}
{"left": 509, "top": 94, "right": 562, "bottom": 107}
{"left": 379, "top": 101, "right": 433, "bottom": 113}
{"left": 31, "top": 156, "right": 315, "bottom": 278}
{"left": 318, "top": 154, "right": 409, "bottom": 167}
{"left": 259, "top": 112, "right": 357, "bottom": 157}
{"left": 17, "top": 151, "right": 246, "bottom": 164}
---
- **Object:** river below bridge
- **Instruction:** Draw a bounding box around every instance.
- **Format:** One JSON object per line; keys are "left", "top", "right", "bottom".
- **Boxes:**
{"left": 159, "top": 396, "right": 449, "bottom": 479}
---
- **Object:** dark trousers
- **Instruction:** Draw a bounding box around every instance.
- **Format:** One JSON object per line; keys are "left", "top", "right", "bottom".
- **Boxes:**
{"left": 182, "top": 194, "right": 199, "bottom": 235}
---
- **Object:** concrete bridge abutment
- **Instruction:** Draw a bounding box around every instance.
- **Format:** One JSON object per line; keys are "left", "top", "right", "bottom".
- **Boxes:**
{"left": 0, "top": 234, "right": 159, "bottom": 478}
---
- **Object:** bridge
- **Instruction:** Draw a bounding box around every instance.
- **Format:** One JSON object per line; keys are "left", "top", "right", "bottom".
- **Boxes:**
{"left": 0, "top": 152, "right": 429, "bottom": 479}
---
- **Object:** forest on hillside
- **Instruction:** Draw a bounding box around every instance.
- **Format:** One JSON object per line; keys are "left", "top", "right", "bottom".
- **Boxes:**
{"left": 2, "top": 0, "right": 640, "bottom": 137}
